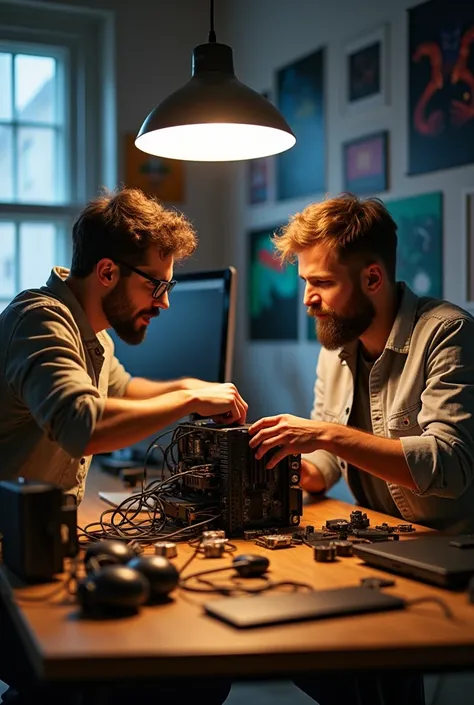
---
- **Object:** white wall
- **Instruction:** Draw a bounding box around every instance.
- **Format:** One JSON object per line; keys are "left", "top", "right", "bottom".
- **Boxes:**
{"left": 48, "top": 0, "right": 230, "bottom": 272}
{"left": 218, "top": 0, "right": 474, "bottom": 424}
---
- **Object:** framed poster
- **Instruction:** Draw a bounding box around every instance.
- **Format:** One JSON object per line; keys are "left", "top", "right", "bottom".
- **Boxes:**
{"left": 248, "top": 227, "right": 298, "bottom": 340}
{"left": 125, "top": 134, "right": 185, "bottom": 202}
{"left": 276, "top": 48, "right": 326, "bottom": 200}
{"left": 343, "top": 131, "right": 389, "bottom": 194}
{"left": 408, "top": 0, "right": 474, "bottom": 174}
{"left": 342, "top": 24, "right": 389, "bottom": 115}
{"left": 387, "top": 192, "right": 443, "bottom": 297}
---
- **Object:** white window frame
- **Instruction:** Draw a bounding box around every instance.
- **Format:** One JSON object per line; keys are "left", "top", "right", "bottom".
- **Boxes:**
{"left": 0, "top": 0, "right": 116, "bottom": 296}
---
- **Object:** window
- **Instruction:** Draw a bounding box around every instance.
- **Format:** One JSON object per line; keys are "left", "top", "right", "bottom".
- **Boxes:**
{"left": 0, "top": 1, "right": 116, "bottom": 311}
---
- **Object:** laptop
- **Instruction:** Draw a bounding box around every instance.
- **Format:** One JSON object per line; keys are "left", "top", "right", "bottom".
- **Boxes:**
{"left": 204, "top": 586, "right": 406, "bottom": 628}
{"left": 353, "top": 536, "right": 474, "bottom": 589}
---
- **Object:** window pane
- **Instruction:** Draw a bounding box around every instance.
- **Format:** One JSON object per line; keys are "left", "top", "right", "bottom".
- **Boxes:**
{"left": 0, "top": 126, "right": 14, "bottom": 202}
{"left": 0, "top": 222, "right": 16, "bottom": 298}
{"left": 0, "top": 53, "right": 12, "bottom": 120}
{"left": 19, "top": 222, "right": 56, "bottom": 290}
{"left": 17, "top": 127, "right": 56, "bottom": 203}
{"left": 15, "top": 54, "right": 56, "bottom": 124}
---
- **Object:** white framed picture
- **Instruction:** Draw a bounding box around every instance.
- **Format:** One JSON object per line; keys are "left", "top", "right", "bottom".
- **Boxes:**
{"left": 464, "top": 190, "right": 474, "bottom": 307}
{"left": 341, "top": 23, "right": 390, "bottom": 116}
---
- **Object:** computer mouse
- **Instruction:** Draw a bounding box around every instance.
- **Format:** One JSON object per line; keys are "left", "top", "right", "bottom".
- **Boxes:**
{"left": 127, "top": 555, "right": 179, "bottom": 600}
{"left": 77, "top": 565, "right": 150, "bottom": 615}
{"left": 232, "top": 554, "right": 269, "bottom": 578}
{"left": 84, "top": 539, "right": 137, "bottom": 573}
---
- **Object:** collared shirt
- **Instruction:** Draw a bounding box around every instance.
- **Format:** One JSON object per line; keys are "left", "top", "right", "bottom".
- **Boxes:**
{"left": 0, "top": 267, "right": 131, "bottom": 503}
{"left": 303, "top": 283, "right": 474, "bottom": 533}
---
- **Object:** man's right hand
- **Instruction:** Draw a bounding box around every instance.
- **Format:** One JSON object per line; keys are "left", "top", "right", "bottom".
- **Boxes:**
{"left": 300, "top": 458, "right": 326, "bottom": 494}
{"left": 189, "top": 383, "right": 248, "bottom": 425}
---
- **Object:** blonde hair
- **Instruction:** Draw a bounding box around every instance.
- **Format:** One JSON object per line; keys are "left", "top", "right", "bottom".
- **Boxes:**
{"left": 273, "top": 193, "right": 398, "bottom": 281}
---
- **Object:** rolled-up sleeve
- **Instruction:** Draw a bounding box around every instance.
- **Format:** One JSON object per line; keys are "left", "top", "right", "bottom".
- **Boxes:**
{"left": 302, "top": 350, "right": 342, "bottom": 490}
{"left": 5, "top": 306, "right": 105, "bottom": 458}
{"left": 401, "top": 317, "right": 474, "bottom": 498}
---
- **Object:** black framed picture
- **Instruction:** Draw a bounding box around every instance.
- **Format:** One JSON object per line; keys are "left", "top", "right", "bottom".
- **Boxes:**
{"left": 342, "top": 131, "right": 389, "bottom": 194}
{"left": 343, "top": 24, "right": 389, "bottom": 115}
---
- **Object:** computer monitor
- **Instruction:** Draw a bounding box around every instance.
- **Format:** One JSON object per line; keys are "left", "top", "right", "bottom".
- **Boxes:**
{"left": 111, "top": 266, "right": 236, "bottom": 383}
{"left": 102, "top": 267, "right": 237, "bottom": 467}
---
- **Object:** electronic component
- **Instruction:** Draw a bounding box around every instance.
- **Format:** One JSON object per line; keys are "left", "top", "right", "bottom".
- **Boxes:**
{"left": 395, "top": 523, "right": 415, "bottom": 533}
{"left": 314, "top": 544, "right": 336, "bottom": 562}
{"left": 255, "top": 534, "right": 293, "bottom": 550}
{"left": 202, "top": 538, "right": 227, "bottom": 558}
{"left": 154, "top": 541, "right": 178, "bottom": 559}
{"left": 175, "top": 422, "right": 303, "bottom": 537}
{"left": 305, "top": 525, "right": 315, "bottom": 534}
{"left": 350, "top": 510, "right": 370, "bottom": 529}
{"left": 331, "top": 540, "right": 353, "bottom": 557}
{"left": 326, "top": 518, "right": 350, "bottom": 532}
{"left": 360, "top": 577, "right": 396, "bottom": 589}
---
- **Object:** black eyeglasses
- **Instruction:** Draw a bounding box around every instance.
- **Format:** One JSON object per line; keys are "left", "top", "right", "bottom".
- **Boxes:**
{"left": 115, "top": 260, "right": 177, "bottom": 299}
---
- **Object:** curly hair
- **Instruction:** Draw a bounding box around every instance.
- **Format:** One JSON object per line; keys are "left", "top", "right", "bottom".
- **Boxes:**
{"left": 70, "top": 187, "right": 198, "bottom": 277}
{"left": 273, "top": 193, "right": 398, "bottom": 282}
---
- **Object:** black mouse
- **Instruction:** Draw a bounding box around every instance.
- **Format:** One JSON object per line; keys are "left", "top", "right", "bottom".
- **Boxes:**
{"left": 77, "top": 565, "right": 150, "bottom": 615}
{"left": 127, "top": 555, "right": 179, "bottom": 601}
{"left": 232, "top": 554, "right": 269, "bottom": 578}
{"left": 84, "top": 540, "right": 137, "bottom": 572}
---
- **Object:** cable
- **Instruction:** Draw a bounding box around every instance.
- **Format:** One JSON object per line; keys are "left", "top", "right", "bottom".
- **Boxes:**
{"left": 209, "top": 0, "right": 216, "bottom": 42}
{"left": 405, "top": 596, "right": 454, "bottom": 620}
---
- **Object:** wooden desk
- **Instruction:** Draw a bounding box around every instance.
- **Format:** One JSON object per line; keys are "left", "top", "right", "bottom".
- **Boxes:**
{"left": 2, "top": 465, "right": 474, "bottom": 684}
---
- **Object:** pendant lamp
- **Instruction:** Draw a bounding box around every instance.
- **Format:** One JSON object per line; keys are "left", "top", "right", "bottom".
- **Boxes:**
{"left": 135, "top": 0, "right": 296, "bottom": 162}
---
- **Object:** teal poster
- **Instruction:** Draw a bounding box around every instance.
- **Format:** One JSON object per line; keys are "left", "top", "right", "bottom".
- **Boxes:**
{"left": 248, "top": 228, "right": 298, "bottom": 340}
{"left": 387, "top": 192, "right": 443, "bottom": 297}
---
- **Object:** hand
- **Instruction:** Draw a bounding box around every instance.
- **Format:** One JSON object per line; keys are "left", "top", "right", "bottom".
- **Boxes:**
{"left": 248, "top": 414, "right": 324, "bottom": 468}
{"left": 179, "top": 377, "right": 218, "bottom": 391}
{"left": 191, "top": 383, "right": 248, "bottom": 425}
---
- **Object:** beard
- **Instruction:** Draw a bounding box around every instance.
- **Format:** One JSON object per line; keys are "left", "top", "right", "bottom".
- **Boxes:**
{"left": 102, "top": 280, "right": 159, "bottom": 345}
{"left": 308, "top": 283, "right": 375, "bottom": 350}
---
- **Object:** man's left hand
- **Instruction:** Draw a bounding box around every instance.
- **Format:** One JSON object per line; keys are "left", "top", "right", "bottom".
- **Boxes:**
{"left": 249, "top": 414, "right": 325, "bottom": 469}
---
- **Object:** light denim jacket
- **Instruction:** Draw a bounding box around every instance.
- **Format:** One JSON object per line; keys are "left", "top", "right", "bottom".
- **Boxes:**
{"left": 303, "top": 283, "right": 474, "bottom": 532}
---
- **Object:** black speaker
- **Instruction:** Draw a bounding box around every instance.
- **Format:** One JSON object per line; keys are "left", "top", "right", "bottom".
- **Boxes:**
{"left": 0, "top": 479, "right": 64, "bottom": 582}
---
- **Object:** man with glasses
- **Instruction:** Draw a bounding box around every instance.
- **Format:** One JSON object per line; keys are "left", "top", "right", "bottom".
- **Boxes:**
{"left": 0, "top": 187, "right": 246, "bottom": 705}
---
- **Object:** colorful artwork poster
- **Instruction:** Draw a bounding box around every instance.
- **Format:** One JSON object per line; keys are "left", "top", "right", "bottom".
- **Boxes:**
{"left": 348, "top": 41, "right": 381, "bottom": 102}
{"left": 276, "top": 48, "right": 325, "bottom": 200}
{"left": 408, "top": 0, "right": 474, "bottom": 174}
{"left": 343, "top": 131, "right": 388, "bottom": 195}
{"left": 387, "top": 192, "right": 443, "bottom": 298}
{"left": 248, "top": 228, "right": 298, "bottom": 340}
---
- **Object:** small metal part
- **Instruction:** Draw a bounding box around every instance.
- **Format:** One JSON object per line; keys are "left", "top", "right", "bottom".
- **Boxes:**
{"left": 202, "top": 530, "right": 226, "bottom": 541}
{"left": 360, "top": 577, "right": 396, "bottom": 589}
{"left": 375, "top": 523, "right": 395, "bottom": 533}
{"left": 395, "top": 524, "right": 415, "bottom": 533}
{"left": 326, "top": 518, "right": 349, "bottom": 531}
{"left": 290, "top": 472, "right": 300, "bottom": 484}
{"left": 244, "top": 530, "right": 258, "bottom": 541}
{"left": 258, "top": 534, "right": 293, "bottom": 549}
{"left": 313, "top": 544, "right": 336, "bottom": 562}
{"left": 153, "top": 541, "right": 178, "bottom": 559}
{"left": 202, "top": 538, "right": 227, "bottom": 558}
{"left": 331, "top": 539, "right": 353, "bottom": 557}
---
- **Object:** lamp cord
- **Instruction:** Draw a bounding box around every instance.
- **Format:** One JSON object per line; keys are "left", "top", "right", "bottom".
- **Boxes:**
{"left": 209, "top": 0, "right": 216, "bottom": 42}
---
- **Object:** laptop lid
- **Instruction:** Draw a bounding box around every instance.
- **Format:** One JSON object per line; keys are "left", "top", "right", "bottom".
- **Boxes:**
{"left": 353, "top": 536, "right": 474, "bottom": 588}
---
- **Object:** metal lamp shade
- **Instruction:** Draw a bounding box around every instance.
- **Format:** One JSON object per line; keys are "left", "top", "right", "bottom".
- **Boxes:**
{"left": 135, "top": 43, "right": 296, "bottom": 162}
